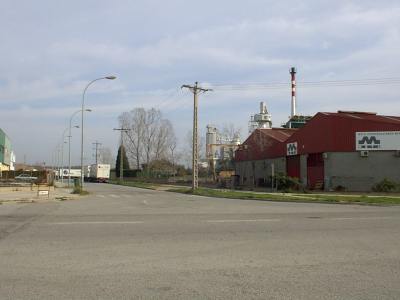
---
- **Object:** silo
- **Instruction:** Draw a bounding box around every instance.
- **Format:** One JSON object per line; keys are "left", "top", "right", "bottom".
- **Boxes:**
{"left": 206, "top": 125, "right": 218, "bottom": 159}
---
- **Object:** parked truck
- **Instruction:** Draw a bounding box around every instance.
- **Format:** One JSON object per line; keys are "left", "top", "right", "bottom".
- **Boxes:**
{"left": 88, "top": 164, "right": 111, "bottom": 183}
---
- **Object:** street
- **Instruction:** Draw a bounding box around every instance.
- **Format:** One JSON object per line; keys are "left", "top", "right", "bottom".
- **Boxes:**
{"left": 1, "top": 183, "right": 400, "bottom": 299}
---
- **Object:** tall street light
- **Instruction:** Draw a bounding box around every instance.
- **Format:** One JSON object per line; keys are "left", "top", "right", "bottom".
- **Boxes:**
{"left": 61, "top": 127, "right": 71, "bottom": 184}
{"left": 69, "top": 109, "right": 91, "bottom": 187}
{"left": 80, "top": 76, "right": 116, "bottom": 189}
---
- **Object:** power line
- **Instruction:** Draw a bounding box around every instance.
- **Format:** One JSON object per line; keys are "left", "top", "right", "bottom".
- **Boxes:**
{"left": 207, "top": 77, "right": 400, "bottom": 91}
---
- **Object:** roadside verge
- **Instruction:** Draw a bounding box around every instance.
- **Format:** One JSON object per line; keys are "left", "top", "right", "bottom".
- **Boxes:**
{"left": 108, "top": 181, "right": 400, "bottom": 205}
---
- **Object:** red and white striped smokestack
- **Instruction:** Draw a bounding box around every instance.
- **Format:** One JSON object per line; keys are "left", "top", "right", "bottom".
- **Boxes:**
{"left": 290, "top": 67, "right": 297, "bottom": 117}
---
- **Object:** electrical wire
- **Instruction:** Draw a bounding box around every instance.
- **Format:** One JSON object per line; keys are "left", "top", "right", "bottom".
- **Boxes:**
{"left": 206, "top": 77, "right": 400, "bottom": 91}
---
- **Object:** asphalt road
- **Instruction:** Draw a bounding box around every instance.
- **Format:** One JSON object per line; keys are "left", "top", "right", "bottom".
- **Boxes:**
{"left": 1, "top": 183, "right": 400, "bottom": 299}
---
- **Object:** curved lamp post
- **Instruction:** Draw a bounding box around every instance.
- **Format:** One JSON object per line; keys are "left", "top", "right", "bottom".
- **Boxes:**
{"left": 80, "top": 76, "right": 116, "bottom": 189}
{"left": 61, "top": 127, "right": 72, "bottom": 184}
{"left": 69, "top": 109, "right": 91, "bottom": 187}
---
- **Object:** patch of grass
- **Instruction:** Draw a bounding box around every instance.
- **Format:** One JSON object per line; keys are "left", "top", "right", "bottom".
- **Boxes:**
{"left": 108, "top": 180, "right": 157, "bottom": 190}
{"left": 167, "top": 187, "right": 400, "bottom": 205}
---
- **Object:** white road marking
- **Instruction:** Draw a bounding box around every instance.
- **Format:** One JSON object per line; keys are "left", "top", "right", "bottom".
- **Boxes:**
{"left": 109, "top": 194, "right": 119, "bottom": 198}
{"left": 49, "top": 221, "right": 144, "bottom": 225}
{"left": 97, "top": 195, "right": 106, "bottom": 198}
{"left": 205, "top": 219, "right": 281, "bottom": 223}
{"left": 330, "top": 216, "right": 397, "bottom": 221}
{"left": 142, "top": 200, "right": 148, "bottom": 205}
{"left": 122, "top": 194, "right": 131, "bottom": 198}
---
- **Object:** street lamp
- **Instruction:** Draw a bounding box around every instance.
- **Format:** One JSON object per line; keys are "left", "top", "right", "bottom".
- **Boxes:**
{"left": 55, "top": 144, "right": 61, "bottom": 179}
{"left": 80, "top": 76, "right": 116, "bottom": 189}
{"left": 61, "top": 127, "right": 71, "bottom": 184}
{"left": 69, "top": 109, "right": 91, "bottom": 187}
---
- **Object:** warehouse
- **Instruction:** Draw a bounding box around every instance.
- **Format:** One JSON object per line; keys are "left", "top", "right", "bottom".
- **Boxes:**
{"left": 235, "top": 111, "right": 400, "bottom": 191}
{"left": 235, "top": 128, "right": 297, "bottom": 187}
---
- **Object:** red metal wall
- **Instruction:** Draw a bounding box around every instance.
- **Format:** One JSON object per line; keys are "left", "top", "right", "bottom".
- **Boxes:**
{"left": 307, "top": 153, "right": 324, "bottom": 189}
{"left": 285, "top": 113, "right": 400, "bottom": 154}
{"left": 286, "top": 155, "right": 300, "bottom": 179}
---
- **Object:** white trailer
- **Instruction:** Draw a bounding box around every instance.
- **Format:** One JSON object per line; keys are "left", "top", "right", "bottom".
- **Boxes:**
{"left": 88, "top": 164, "right": 111, "bottom": 183}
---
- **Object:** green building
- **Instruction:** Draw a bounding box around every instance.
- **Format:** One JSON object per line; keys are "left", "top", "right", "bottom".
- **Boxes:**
{"left": 0, "top": 128, "right": 12, "bottom": 171}
{"left": 282, "top": 115, "right": 313, "bottom": 129}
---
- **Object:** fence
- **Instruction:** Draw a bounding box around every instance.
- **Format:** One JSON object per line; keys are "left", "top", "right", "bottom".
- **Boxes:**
{"left": 0, "top": 170, "right": 54, "bottom": 186}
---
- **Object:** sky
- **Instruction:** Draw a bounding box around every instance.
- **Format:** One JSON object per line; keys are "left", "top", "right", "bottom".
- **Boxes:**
{"left": 0, "top": 0, "right": 399, "bottom": 165}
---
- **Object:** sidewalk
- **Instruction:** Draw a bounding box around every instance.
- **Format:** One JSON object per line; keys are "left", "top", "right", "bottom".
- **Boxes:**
{"left": 0, "top": 186, "right": 78, "bottom": 204}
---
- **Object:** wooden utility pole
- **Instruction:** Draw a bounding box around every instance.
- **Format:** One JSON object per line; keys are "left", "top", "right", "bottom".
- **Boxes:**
{"left": 181, "top": 82, "right": 212, "bottom": 190}
{"left": 113, "top": 128, "right": 130, "bottom": 183}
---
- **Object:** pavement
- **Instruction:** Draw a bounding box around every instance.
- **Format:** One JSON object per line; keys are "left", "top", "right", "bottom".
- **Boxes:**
{"left": 1, "top": 183, "right": 400, "bottom": 299}
{"left": 0, "top": 184, "right": 77, "bottom": 203}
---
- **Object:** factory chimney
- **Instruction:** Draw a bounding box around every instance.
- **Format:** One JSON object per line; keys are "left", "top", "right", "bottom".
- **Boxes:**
{"left": 290, "top": 67, "right": 297, "bottom": 117}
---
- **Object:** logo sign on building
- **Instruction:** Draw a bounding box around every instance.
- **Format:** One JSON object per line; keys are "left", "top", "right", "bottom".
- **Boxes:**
{"left": 356, "top": 131, "right": 400, "bottom": 151}
{"left": 287, "top": 142, "right": 298, "bottom": 156}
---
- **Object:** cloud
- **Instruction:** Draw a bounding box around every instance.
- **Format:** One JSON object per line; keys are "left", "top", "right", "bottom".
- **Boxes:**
{"left": 1, "top": 0, "right": 400, "bottom": 163}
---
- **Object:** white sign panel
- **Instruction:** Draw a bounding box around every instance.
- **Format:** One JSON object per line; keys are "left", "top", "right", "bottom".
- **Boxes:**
{"left": 38, "top": 190, "right": 49, "bottom": 196}
{"left": 59, "top": 169, "right": 81, "bottom": 177}
{"left": 356, "top": 131, "right": 400, "bottom": 151}
{"left": 287, "top": 142, "right": 298, "bottom": 156}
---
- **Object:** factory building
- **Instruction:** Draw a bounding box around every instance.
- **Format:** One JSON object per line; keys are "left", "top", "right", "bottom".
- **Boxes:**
{"left": 235, "top": 111, "right": 400, "bottom": 191}
{"left": 206, "top": 125, "right": 241, "bottom": 178}
{"left": 235, "top": 128, "right": 297, "bottom": 186}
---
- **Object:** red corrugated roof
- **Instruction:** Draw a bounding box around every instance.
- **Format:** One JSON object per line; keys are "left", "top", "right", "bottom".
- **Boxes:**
{"left": 323, "top": 111, "right": 400, "bottom": 124}
{"left": 286, "top": 111, "right": 400, "bottom": 154}
{"left": 236, "top": 111, "right": 400, "bottom": 161}
{"left": 235, "top": 128, "right": 297, "bottom": 161}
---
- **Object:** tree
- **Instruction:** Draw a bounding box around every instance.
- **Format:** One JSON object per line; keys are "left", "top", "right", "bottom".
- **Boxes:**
{"left": 99, "top": 147, "right": 113, "bottom": 166}
{"left": 118, "top": 107, "right": 176, "bottom": 173}
{"left": 168, "top": 134, "right": 177, "bottom": 178}
{"left": 154, "top": 119, "right": 174, "bottom": 160}
{"left": 119, "top": 109, "right": 145, "bottom": 170}
{"left": 220, "top": 123, "right": 241, "bottom": 143}
{"left": 143, "top": 108, "right": 161, "bottom": 166}
{"left": 115, "top": 145, "right": 130, "bottom": 178}
{"left": 183, "top": 130, "right": 205, "bottom": 168}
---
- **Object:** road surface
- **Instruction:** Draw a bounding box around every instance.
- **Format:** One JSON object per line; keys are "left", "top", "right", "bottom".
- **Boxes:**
{"left": 1, "top": 183, "right": 400, "bottom": 299}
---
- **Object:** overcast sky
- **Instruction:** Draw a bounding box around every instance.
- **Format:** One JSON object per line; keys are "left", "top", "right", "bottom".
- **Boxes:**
{"left": 1, "top": 0, "right": 399, "bottom": 165}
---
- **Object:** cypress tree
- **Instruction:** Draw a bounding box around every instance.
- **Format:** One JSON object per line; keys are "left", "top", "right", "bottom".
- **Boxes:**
{"left": 115, "top": 145, "right": 130, "bottom": 177}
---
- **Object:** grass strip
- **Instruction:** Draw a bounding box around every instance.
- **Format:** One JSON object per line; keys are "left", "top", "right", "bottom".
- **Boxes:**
{"left": 108, "top": 180, "right": 158, "bottom": 190}
{"left": 167, "top": 187, "right": 400, "bottom": 205}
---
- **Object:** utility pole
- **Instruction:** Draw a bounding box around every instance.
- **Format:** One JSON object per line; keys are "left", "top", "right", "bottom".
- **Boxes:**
{"left": 92, "top": 141, "right": 102, "bottom": 164}
{"left": 113, "top": 128, "right": 130, "bottom": 183}
{"left": 181, "top": 82, "right": 212, "bottom": 190}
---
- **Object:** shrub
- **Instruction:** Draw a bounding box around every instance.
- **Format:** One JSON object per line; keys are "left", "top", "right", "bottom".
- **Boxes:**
{"left": 334, "top": 185, "right": 346, "bottom": 192}
{"left": 372, "top": 178, "right": 398, "bottom": 193}
{"left": 275, "top": 174, "right": 301, "bottom": 191}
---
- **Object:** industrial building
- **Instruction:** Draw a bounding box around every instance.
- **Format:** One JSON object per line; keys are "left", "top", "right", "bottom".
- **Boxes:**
{"left": 0, "top": 128, "right": 15, "bottom": 172}
{"left": 235, "top": 111, "right": 400, "bottom": 191}
{"left": 206, "top": 125, "right": 241, "bottom": 178}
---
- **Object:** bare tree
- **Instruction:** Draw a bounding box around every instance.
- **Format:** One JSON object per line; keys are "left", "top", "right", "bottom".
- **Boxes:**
{"left": 99, "top": 147, "right": 114, "bottom": 166}
{"left": 168, "top": 132, "right": 177, "bottom": 177}
{"left": 220, "top": 123, "right": 241, "bottom": 143}
{"left": 154, "top": 119, "right": 174, "bottom": 160}
{"left": 118, "top": 107, "right": 176, "bottom": 171}
{"left": 183, "top": 130, "right": 205, "bottom": 168}
{"left": 119, "top": 108, "right": 146, "bottom": 169}
{"left": 142, "top": 108, "right": 161, "bottom": 166}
